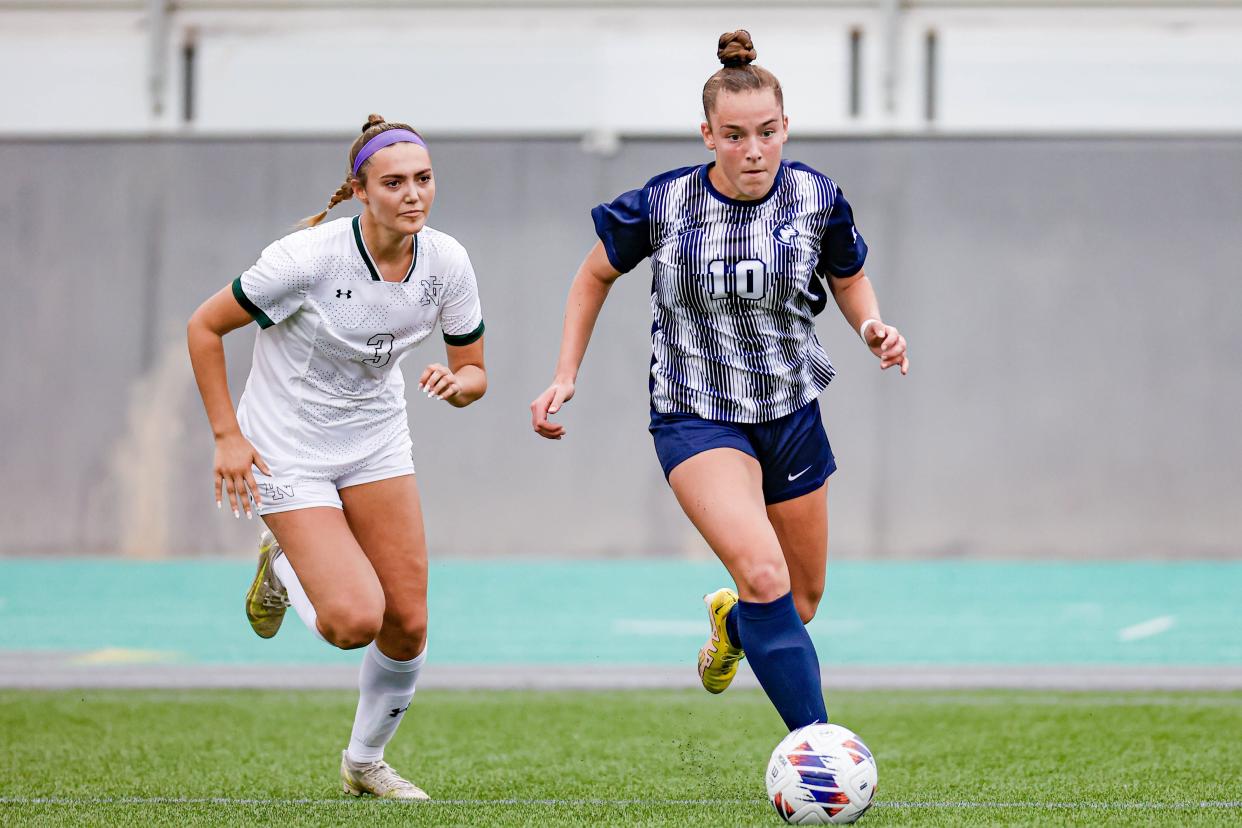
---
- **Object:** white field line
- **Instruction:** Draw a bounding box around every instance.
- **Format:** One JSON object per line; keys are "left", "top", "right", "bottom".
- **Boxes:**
{"left": 1118, "top": 615, "right": 1176, "bottom": 642}
{"left": 0, "top": 797, "right": 1239, "bottom": 809}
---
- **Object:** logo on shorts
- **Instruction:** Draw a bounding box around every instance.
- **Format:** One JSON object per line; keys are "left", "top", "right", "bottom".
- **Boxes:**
{"left": 336, "top": 289, "right": 353, "bottom": 299}
{"left": 773, "top": 220, "right": 800, "bottom": 246}
{"left": 257, "top": 482, "right": 296, "bottom": 501}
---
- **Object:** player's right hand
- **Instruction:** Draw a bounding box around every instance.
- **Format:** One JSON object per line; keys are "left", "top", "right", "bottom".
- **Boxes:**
{"left": 530, "top": 380, "right": 576, "bottom": 440}
{"left": 864, "top": 322, "right": 909, "bottom": 375}
{"left": 213, "top": 431, "right": 272, "bottom": 519}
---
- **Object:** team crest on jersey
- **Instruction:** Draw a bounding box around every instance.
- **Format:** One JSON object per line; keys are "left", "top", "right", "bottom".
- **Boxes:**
{"left": 772, "top": 220, "right": 800, "bottom": 246}
{"left": 419, "top": 275, "right": 444, "bottom": 306}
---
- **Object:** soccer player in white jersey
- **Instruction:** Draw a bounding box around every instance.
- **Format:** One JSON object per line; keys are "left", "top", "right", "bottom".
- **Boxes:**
{"left": 187, "top": 114, "right": 486, "bottom": 800}
{"left": 532, "top": 32, "right": 908, "bottom": 733}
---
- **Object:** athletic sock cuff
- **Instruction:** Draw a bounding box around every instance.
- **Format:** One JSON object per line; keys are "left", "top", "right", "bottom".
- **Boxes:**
{"left": 367, "top": 641, "right": 427, "bottom": 673}
{"left": 737, "top": 591, "right": 797, "bottom": 621}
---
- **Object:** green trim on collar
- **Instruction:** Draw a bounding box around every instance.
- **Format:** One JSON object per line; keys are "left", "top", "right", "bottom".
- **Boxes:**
{"left": 354, "top": 214, "right": 418, "bottom": 283}
{"left": 232, "top": 277, "right": 274, "bottom": 329}
{"left": 443, "top": 320, "right": 485, "bottom": 346}
{"left": 402, "top": 234, "right": 419, "bottom": 283}
{"left": 352, "top": 215, "right": 381, "bottom": 281}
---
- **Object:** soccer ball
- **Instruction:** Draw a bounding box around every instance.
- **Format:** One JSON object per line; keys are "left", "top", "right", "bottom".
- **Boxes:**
{"left": 765, "top": 723, "right": 878, "bottom": 824}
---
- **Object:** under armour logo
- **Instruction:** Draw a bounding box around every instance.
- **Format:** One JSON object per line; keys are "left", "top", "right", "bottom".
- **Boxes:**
{"left": 336, "top": 289, "right": 353, "bottom": 299}
{"left": 389, "top": 705, "right": 409, "bottom": 718}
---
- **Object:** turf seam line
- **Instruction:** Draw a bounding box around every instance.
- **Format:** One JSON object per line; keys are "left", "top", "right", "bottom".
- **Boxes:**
{"left": 1, "top": 798, "right": 1239, "bottom": 809}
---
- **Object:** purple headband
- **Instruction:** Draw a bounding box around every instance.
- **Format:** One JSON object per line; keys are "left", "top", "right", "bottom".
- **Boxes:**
{"left": 352, "top": 128, "right": 427, "bottom": 176}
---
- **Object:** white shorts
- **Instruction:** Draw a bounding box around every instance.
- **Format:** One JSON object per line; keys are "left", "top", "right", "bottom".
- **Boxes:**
{"left": 252, "top": 439, "right": 415, "bottom": 516}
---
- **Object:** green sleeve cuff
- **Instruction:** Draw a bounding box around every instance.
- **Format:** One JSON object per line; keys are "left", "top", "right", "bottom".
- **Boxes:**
{"left": 444, "top": 320, "right": 484, "bottom": 346}
{"left": 232, "top": 277, "right": 275, "bottom": 329}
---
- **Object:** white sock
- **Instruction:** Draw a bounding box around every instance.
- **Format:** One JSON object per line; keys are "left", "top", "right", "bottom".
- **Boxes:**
{"left": 345, "top": 642, "right": 426, "bottom": 764}
{"left": 271, "top": 551, "right": 327, "bottom": 643}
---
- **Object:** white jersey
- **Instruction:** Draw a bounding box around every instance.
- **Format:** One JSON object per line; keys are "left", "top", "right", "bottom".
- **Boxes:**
{"left": 232, "top": 215, "right": 484, "bottom": 480}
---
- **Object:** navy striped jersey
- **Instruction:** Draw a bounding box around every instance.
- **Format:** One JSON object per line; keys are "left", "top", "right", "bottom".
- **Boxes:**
{"left": 592, "top": 160, "right": 868, "bottom": 423}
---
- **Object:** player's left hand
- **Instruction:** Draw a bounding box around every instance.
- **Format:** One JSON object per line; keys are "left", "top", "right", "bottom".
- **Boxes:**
{"left": 864, "top": 322, "right": 909, "bottom": 375}
{"left": 419, "top": 363, "right": 461, "bottom": 402}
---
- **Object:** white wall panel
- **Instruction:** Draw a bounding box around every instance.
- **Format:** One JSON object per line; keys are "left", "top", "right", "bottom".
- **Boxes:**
{"left": 0, "top": 12, "right": 153, "bottom": 132}
{"left": 187, "top": 9, "right": 864, "bottom": 134}
{"left": 0, "top": 5, "right": 1240, "bottom": 133}
{"left": 937, "top": 20, "right": 1242, "bottom": 130}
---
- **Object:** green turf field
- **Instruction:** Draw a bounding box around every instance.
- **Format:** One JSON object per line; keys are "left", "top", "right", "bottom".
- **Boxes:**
{"left": 1, "top": 689, "right": 1239, "bottom": 826}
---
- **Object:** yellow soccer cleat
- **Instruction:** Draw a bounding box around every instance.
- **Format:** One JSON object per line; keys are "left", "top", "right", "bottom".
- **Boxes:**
{"left": 244, "top": 530, "right": 290, "bottom": 639}
{"left": 698, "top": 587, "right": 745, "bottom": 694}
{"left": 341, "top": 751, "right": 430, "bottom": 801}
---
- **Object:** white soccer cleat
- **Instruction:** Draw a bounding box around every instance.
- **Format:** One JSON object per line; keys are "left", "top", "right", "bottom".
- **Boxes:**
{"left": 340, "top": 750, "right": 430, "bottom": 801}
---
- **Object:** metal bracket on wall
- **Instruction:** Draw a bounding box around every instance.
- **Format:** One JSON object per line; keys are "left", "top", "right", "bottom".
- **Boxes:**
{"left": 146, "top": 0, "right": 169, "bottom": 117}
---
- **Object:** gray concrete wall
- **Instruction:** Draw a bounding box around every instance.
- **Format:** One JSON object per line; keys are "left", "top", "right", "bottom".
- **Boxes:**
{"left": 1, "top": 136, "right": 1239, "bottom": 558}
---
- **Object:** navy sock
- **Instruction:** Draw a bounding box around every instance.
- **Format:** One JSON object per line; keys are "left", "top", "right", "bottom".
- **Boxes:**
{"left": 737, "top": 591, "right": 827, "bottom": 730}
{"left": 725, "top": 605, "right": 742, "bottom": 648}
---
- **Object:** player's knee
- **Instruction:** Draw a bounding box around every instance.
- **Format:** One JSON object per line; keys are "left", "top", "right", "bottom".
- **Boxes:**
{"left": 794, "top": 587, "right": 823, "bottom": 623}
{"left": 319, "top": 605, "right": 384, "bottom": 650}
{"left": 736, "top": 559, "right": 790, "bottom": 603}
{"left": 381, "top": 612, "right": 428, "bottom": 660}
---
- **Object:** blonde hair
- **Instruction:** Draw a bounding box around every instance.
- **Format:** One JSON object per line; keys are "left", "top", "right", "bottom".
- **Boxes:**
{"left": 300, "top": 114, "right": 423, "bottom": 228}
{"left": 701, "top": 30, "right": 784, "bottom": 123}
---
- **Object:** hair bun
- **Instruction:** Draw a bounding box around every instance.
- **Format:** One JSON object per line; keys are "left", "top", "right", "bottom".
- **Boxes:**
{"left": 717, "top": 30, "right": 756, "bottom": 68}
{"left": 361, "top": 113, "right": 386, "bottom": 133}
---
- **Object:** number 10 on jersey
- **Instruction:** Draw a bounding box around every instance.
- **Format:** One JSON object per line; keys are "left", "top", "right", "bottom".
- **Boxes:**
{"left": 706, "top": 259, "right": 767, "bottom": 301}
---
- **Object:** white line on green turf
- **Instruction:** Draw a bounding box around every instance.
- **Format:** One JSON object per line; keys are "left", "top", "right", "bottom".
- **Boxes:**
{"left": 1, "top": 798, "right": 1239, "bottom": 809}
{"left": 888, "top": 802, "right": 1242, "bottom": 809}
{"left": 0, "top": 798, "right": 757, "bottom": 806}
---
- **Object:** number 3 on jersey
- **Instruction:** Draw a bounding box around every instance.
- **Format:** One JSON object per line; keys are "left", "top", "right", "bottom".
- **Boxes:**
{"left": 707, "top": 259, "right": 767, "bottom": 301}
{"left": 364, "top": 333, "right": 395, "bottom": 368}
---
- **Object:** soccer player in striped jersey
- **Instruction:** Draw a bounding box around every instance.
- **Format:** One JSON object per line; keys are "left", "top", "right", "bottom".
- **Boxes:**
{"left": 187, "top": 115, "right": 486, "bottom": 799}
{"left": 531, "top": 32, "right": 908, "bottom": 732}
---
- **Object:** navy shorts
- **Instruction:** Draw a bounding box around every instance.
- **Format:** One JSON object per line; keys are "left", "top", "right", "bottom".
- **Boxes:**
{"left": 649, "top": 399, "right": 836, "bottom": 504}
